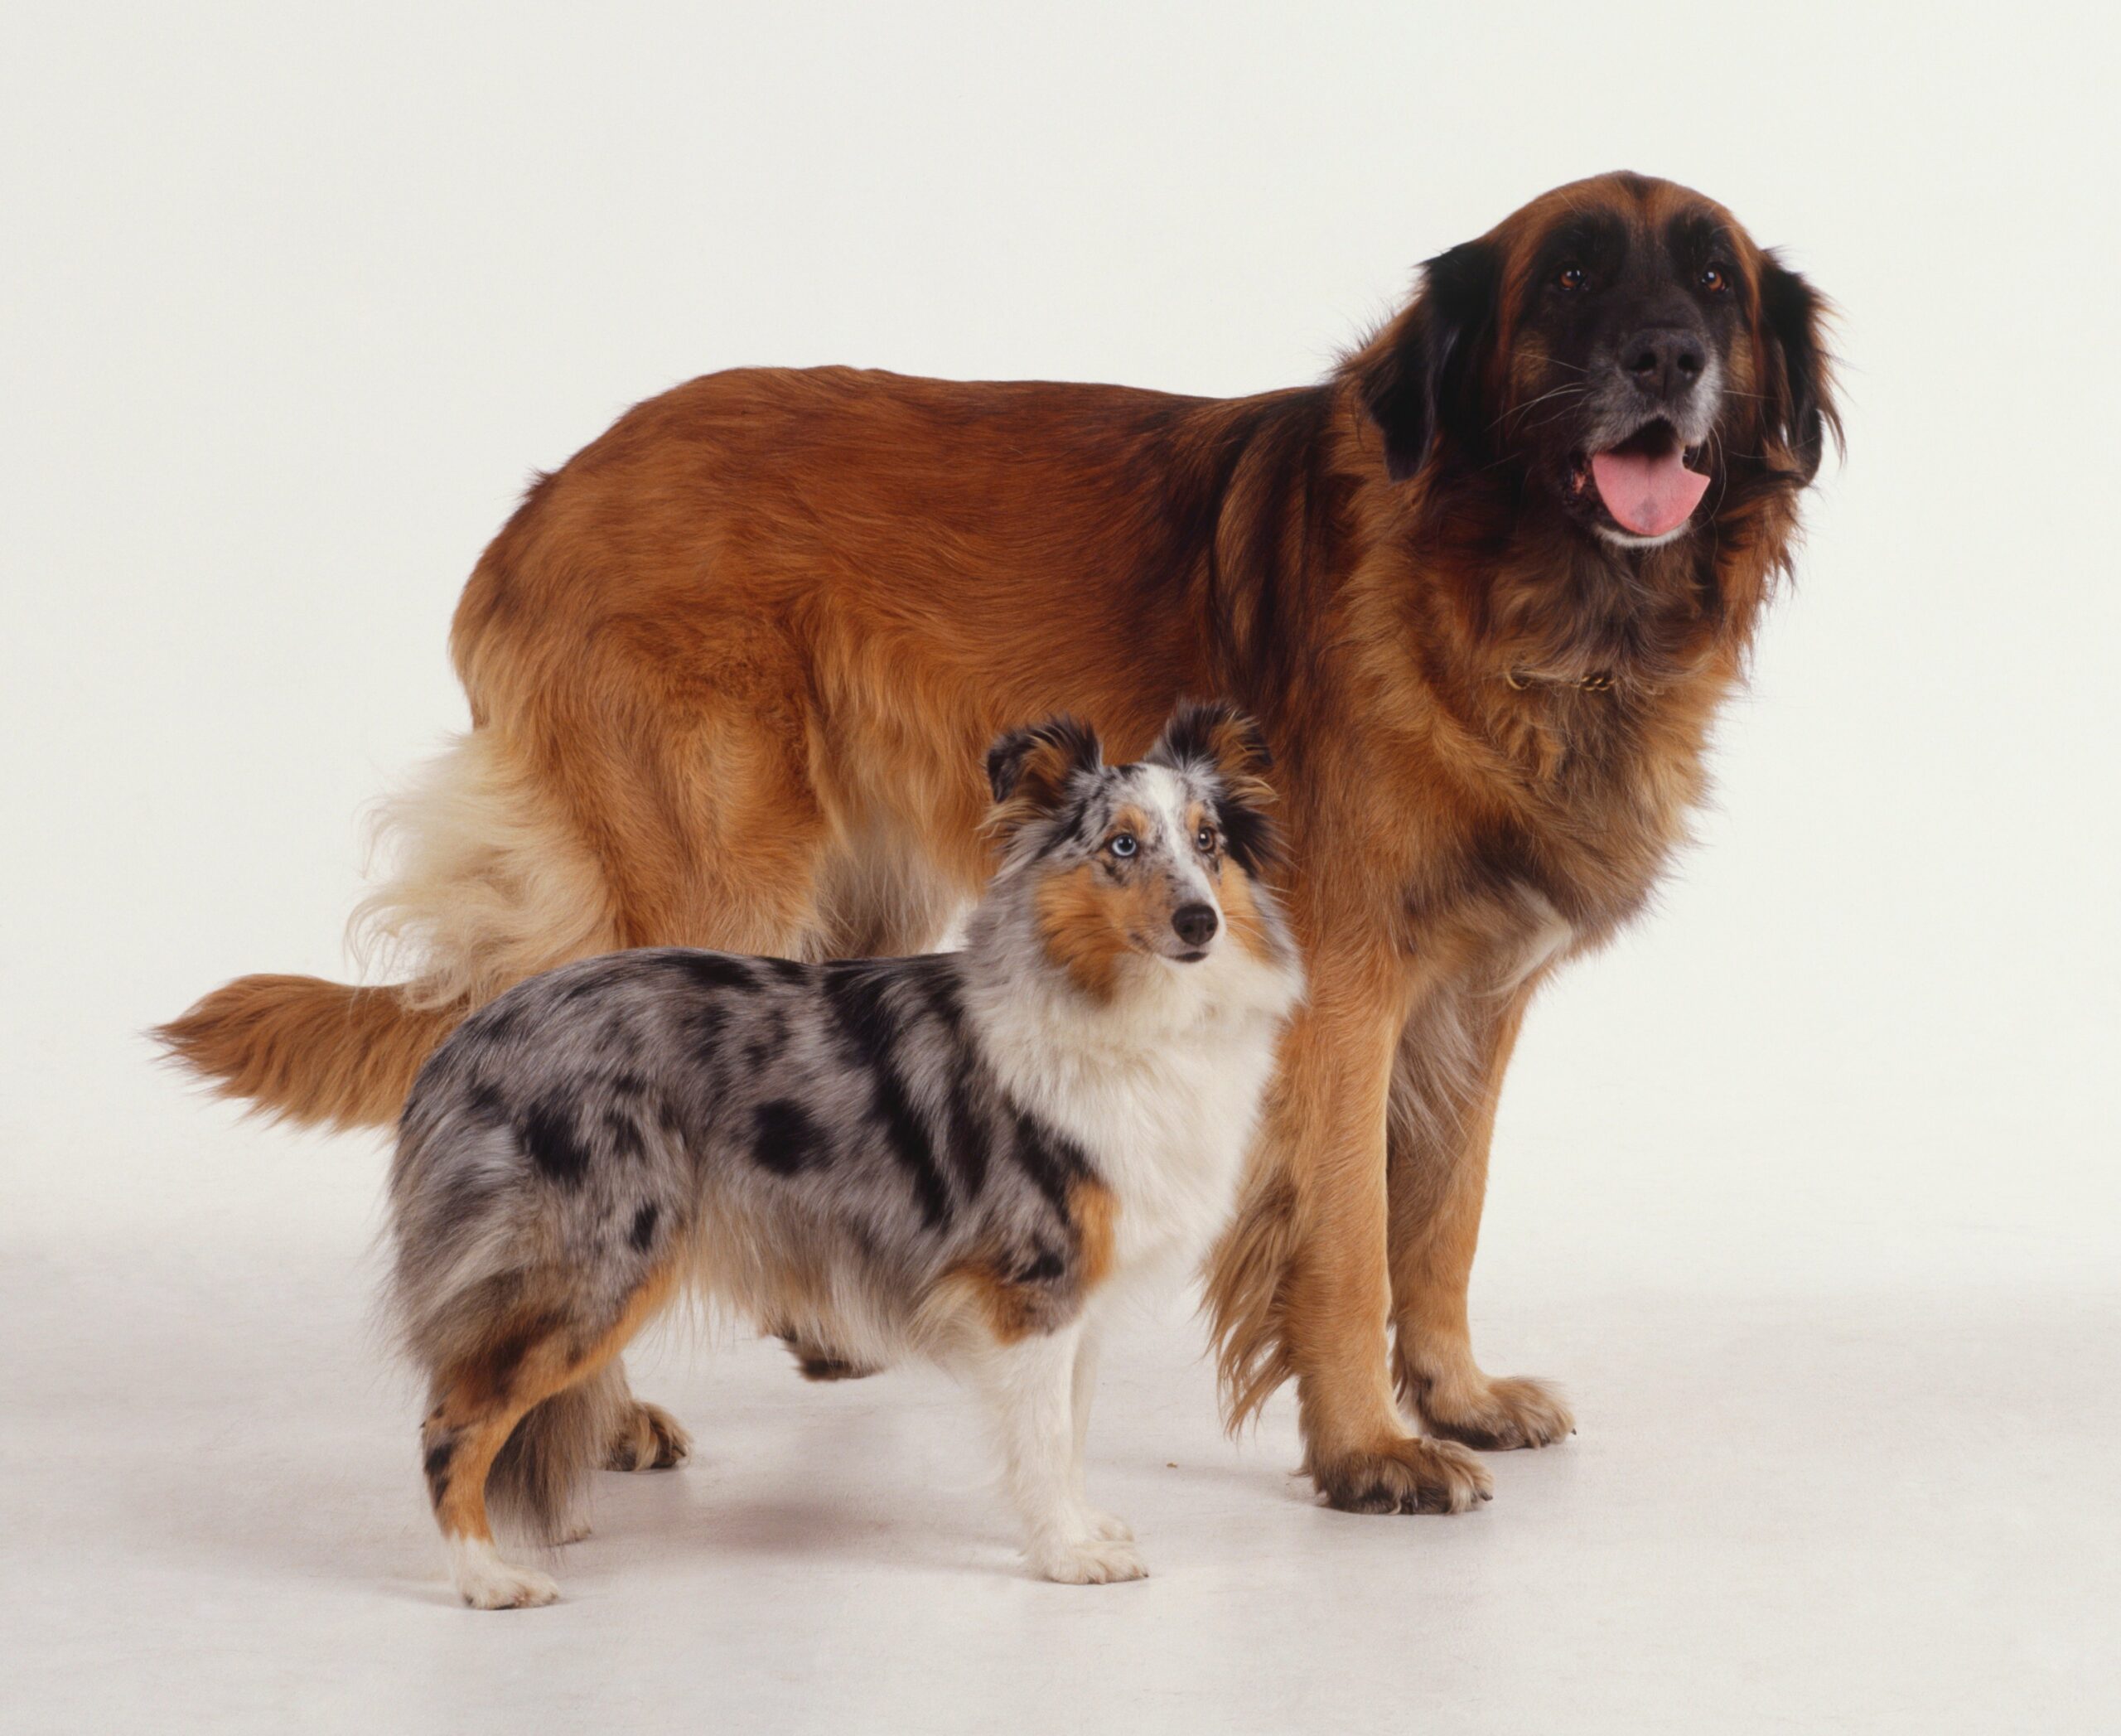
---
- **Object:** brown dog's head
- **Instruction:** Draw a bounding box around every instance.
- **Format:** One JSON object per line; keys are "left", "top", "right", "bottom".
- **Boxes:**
{"left": 1352, "top": 172, "right": 1838, "bottom": 550}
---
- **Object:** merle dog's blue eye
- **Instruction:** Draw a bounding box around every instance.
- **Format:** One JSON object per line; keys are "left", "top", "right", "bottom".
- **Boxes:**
{"left": 1109, "top": 834, "right": 1137, "bottom": 858}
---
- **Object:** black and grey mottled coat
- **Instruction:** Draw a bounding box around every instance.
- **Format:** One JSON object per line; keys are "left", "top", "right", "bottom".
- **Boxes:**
{"left": 394, "top": 946, "right": 1110, "bottom": 1365}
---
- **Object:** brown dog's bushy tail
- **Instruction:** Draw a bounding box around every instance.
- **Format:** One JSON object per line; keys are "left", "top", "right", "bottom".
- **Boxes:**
{"left": 1204, "top": 1165, "right": 1304, "bottom": 1432}
{"left": 153, "top": 974, "right": 465, "bottom": 1131}
{"left": 157, "top": 728, "right": 626, "bottom": 1134}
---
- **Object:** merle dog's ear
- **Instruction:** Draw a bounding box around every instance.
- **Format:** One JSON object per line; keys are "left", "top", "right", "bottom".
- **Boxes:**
{"left": 1351, "top": 239, "right": 1500, "bottom": 482}
{"left": 1147, "top": 699, "right": 1281, "bottom": 875}
{"left": 1147, "top": 699, "right": 1272, "bottom": 787}
{"left": 985, "top": 714, "right": 1102, "bottom": 832}
{"left": 1758, "top": 250, "right": 1843, "bottom": 486}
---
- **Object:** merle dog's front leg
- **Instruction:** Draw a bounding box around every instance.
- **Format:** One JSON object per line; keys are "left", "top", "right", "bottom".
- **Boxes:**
{"left": 964, "top": 1323, "right": 1145, "bottom": 1584}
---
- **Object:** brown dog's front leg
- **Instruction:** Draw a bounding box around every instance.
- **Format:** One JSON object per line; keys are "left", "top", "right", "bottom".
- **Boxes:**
{"left": 1235, "top": 947, "right": 1495, "bottom": 1515}
{"left": 1387, "top": 985, "right": 1575, "bottom": 1451}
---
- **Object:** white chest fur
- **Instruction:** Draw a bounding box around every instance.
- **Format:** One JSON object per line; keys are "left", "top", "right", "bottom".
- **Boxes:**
{"left": 969, "top": 960, "right": 1297, "bottom": 1286}
{"left": 1051, "top": 1020, "right": 1279, "bottom": 1269}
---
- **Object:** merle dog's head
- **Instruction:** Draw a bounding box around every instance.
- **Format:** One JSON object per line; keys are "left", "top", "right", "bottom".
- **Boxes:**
{"left": 982, "top": 702, "right": 1288, "bottom": 999}
{"left": 1353, "top": 172, "right": 1838, "bottom": 550}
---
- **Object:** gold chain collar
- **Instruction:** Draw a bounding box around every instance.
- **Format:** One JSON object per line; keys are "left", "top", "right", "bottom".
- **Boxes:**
{"left": 1504, "top": 669, "right": 1616, "bottom": 694}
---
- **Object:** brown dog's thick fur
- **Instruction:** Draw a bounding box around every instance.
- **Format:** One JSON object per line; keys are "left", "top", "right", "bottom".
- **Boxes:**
{"left": 162, "top": 172, "right": 1835, "bottom": 1511}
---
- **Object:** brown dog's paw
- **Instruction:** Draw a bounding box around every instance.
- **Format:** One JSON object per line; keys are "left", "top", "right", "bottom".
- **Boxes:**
{"left": 1312, "top": 1435, "right": 1495, "bottom": 1515}
{"left": 605, "top": 1400, "right": 692, "bottom": 1472}
{"left": 1415, "top": 1374, "right": 1575, "bottom": 1452}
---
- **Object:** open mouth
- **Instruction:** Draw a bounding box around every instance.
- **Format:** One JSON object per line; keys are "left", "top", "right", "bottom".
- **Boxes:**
{"left": 1568, "top": 420, "right": 1710, "bottom": 539}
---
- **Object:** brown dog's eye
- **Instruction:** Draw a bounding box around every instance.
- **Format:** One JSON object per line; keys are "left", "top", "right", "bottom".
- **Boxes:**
{"left": 1195, "top": 826, "right": 1215, "bottom": 853}
{"left": 1700, "top": 264, "right": 1731, "bottom": 293}
{"left": 1554, "top": 264, "right": 1588, "bottom": 293}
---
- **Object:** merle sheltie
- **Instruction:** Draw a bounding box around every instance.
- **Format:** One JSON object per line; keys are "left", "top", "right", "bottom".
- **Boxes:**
{"left": 389, "top": 701, "right": 1302, "bottom": 1606}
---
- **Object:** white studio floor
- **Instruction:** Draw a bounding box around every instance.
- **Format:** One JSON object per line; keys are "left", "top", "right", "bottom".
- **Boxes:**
{"left": 10, "top": 7, "right": 2121, "bottom": 1721}
{"left": 4, "top": 1129, "right": 2114, "bottom": 1736}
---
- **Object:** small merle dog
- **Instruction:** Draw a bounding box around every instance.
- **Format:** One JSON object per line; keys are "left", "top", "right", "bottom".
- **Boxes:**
{"left": 390, "top": 702, "right": 1302, "bottom": 1606}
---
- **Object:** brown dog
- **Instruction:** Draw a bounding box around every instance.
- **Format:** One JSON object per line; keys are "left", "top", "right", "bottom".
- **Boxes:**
{"left": 162, "top": 171, "right": 1836, "bottom": 1514}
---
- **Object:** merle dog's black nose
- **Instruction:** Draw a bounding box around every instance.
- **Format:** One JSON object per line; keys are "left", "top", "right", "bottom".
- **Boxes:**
{"left": 1172, "top": 903, "right": 1219, "bottom": 948}
{"left": 1621, "top": 328, "right": 1707, "bottom": 403}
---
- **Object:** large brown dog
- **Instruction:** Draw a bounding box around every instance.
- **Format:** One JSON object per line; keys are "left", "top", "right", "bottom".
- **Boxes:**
{"left": 163, "top": 172, "right": 1836, "bottom": 1514}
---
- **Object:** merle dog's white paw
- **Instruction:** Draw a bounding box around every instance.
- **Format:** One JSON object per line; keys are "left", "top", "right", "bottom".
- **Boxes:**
{"left": 1028, "top": 1534, "right": 1148, "bottom": 1584}
{"left": 450, "top": 1538, "right": 561, "bottom": 1609}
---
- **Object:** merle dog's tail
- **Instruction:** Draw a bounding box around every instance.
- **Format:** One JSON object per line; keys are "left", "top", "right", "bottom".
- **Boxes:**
{"left": 483, "top": 1367, "right": 631, "bottom": 1543}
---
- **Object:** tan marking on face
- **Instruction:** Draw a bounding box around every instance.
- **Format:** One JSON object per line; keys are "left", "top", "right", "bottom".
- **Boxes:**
{"left": 1105, "top": 804, "right": 1152, "bottom": 849}
{"left": 1726, "top": 316, "right": 1761, "bottom": 404}
{"left": 1032, "top": 858, "right": 1168, "bottom": 999}
{"left": 1033, "top": 863, "right": 1129, "bottom": 999}
{"left": 1215, "top": 854, "right": 1277, "bottom": 963}
{"left": 1508, "top": 331, "right": 1563, "bottom": 409}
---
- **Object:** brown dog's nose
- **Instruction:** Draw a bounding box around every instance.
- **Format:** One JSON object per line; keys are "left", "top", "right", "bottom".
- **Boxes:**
{"left": 1622, "top": 328, "right": 1706, "bottom": 404}
{"left": 1172, "top": 903, "right": 1219, "bottom": 948}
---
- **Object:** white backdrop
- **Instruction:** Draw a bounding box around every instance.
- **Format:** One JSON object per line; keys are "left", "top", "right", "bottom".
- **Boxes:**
{"left": 4, "top": 5, "right": 2117, "bottom": 1733}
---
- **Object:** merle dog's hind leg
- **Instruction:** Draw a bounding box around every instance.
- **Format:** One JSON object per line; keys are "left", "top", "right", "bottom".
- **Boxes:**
{"left": 423, "top": 1274, "right": 677, "bottom": 1608}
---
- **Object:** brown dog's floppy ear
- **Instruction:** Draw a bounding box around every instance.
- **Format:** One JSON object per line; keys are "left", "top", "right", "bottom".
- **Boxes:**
{"left": 985, "top": 714, "right": 1102, "bottom": 838}
{"left": 1758, "top": 250, "right": 1843, "bottom": 486}
{"left": 1350, "top": 239, "right": 1500, "bottom": 482}
{"left": 1146, "top": 700, "right": 1281, "bottom": 875}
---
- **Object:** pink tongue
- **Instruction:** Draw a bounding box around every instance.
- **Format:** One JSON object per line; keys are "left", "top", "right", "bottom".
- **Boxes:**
{"left": 1589, "top": 447, "right": 1710, "bottom": 538}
